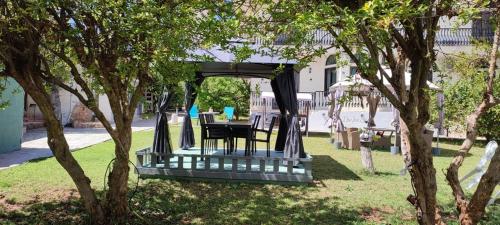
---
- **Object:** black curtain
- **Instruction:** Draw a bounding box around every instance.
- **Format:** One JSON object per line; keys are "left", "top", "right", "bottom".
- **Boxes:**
{"left": 152, "top": 92, "right": 173, "bottom": 155}
{"left": 271, "top": 79, "right": 288, "bottom": 151}
{"left": 272, "top": 65, "right": 306, "bottom": 160}
{"left": 179, "top": 73, "right": 204, "bottom": 149}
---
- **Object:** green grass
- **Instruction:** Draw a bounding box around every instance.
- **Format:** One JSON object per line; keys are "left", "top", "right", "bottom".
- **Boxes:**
{"left": 0, "top": 125, "right": 498, "bottom": 224}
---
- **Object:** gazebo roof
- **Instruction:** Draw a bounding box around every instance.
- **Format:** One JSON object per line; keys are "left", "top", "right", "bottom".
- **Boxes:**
{"left": 188, "top": 45, "right": 297, "bottom": 79}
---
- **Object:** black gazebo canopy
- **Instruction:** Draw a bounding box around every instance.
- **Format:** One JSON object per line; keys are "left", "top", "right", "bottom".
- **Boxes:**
{"left": 153, "top": 47, "right": 307, "bottom": 161}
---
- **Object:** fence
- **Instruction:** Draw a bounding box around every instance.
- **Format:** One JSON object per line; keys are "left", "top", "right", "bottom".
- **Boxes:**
{"left": 251, "top": 28, "right": 494, "bottom": 46}
{"left": 135, "top": 147, "right": 313, "bottom": 183}
{"left": 250, "top": 91, "right": 392, "bottom": 111}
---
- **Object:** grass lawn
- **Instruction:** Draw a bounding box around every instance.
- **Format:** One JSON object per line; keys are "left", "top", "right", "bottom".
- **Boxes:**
{"left": 0, "top": 124, "right": 498, "bottom": 224}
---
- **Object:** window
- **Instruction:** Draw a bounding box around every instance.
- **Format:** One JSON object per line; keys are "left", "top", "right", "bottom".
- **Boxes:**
{"left": 324, "top": 55, "right": 337, "bottom": 91}
{"left": 326, "top": 55, "right": 336, "bottom": 66}
{"left": 324, "top": 68, "right": 337, "bottom": 91}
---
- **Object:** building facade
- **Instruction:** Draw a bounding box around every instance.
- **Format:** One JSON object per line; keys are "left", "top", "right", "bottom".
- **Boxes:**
{"left": 249, "top": 17, "right": 494, "bottom": 132}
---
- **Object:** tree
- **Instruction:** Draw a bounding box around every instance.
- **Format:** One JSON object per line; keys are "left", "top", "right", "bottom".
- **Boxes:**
{"left": 1, "top": 0, "right": 239, "bottom": 223}
{"left": 445, "top": 4, "right": 500, "bottom": 224}
{"left": 197, "top": 77, "right": 251, "bottom": 120}
{"left": 434, "top": 45, "right": 500, "bottom": 142}
{"left": 0, "top": 1, "right": 106, "bottom": 222}
{"left": 243, "top": 0, "right": 495, "bottom": 224}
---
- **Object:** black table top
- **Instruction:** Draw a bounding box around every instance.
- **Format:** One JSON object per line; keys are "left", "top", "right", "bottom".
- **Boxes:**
{"left": 205, "top": 121, "right": 252, "bottom": 127}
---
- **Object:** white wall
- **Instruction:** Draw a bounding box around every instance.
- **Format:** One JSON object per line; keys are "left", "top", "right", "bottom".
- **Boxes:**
{"left": 98, "top": 95, "right": 115, "bottom": 122}
{"left": 308, "top": 109, "right": 394, "bottom": 133}
{"left": 58, "top": 88, "right": 80, "bottom": 126}
{"left": 250, "top": 48, "right": 353, "bottom": 93}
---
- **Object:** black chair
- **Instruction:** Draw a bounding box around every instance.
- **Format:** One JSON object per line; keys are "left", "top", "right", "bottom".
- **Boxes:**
{"left": 250, "top": 115, "right": 261, "bottom": 154}
{"left": 252, "top": 116, "right": 276, "bottom": 157}
{"left": 231, "top": 115, "right": 260, "bottom": 155}
{"left": 200, "top": 114, "right": 227, "bottom": 154}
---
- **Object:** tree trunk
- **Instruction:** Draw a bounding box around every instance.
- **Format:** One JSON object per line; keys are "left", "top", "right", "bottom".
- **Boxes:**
{"left": 360, "top": 141, "right": 375, "bottom": 173}
{"left": 401, "top": 121, "right": 439, "bottom": 225}
{"left": 400, "top": 119, "right": 412, "bottom": 163}
{"left": 14, "top": 76, "right": 106, "bottom": 224}
{"left": 105, "top": 120, "right": 132, "bottom": 222}
{"left": 50, "top": 84, "right": 62, "bottom": 123}
{"left": 460, "top": 149, "right": 500, "bottom": 224}
{"left": 446, "top": 102, "right": 489, "bottom": 221}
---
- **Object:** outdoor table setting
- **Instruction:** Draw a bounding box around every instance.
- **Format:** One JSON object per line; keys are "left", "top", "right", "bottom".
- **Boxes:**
{"left": 200, "top": 120, "right": 254, "bottom": 156}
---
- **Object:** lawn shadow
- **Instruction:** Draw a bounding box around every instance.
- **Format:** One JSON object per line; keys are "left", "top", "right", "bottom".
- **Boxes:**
{"left": 127, "top": 180, "right": 364, "bottom": 225}
{"left": 312, "top": 155, "right": 362, "bottom": 181}
{"left": 0, "top": 180, "right": 366, "bottom": 225}
{"left": 0, "top": 197, "right": 89, "bottom": 225}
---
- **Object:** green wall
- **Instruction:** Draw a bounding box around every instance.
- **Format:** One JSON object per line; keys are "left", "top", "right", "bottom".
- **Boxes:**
{"left": 0, "top": 78, "right": 24, "bottom": 154}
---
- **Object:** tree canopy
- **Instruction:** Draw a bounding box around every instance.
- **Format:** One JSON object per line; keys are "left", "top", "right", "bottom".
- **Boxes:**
{"left": 197, "top": 77, "right": 251, "bottom": 119}
{"left": 0, "top": 0, "right": 243, "bottom": 223}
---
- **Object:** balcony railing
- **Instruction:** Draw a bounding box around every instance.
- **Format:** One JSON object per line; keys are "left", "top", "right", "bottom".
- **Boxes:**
{"left": 250, "top": 90, "right": 392, "bottom": 111}
{"left": 252, "top": 28, "right": 494, "bottom": 46}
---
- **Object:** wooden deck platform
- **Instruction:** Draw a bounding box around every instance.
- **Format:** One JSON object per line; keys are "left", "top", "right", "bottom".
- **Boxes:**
{"left": 135, "top": 147, "right": 313, "bottom": 183}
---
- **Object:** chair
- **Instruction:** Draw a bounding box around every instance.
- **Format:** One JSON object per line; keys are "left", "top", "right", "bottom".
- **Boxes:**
{"left": 205, "top": 113, "right": 215, "bottom": 123}
{"left": 232, "top": 115, "right": 260, "bottom": 155}
{"left": 252, "top": 116, "right": 276, "bottom": 157}
{"left": 199, "top": 114, "right": 227, "bottom": 154}
{"left": 223, "top": 106, "right": 234, "bottom": 121}
{"left": 250, "top": 115, "right": 261, "bottom": 154}
{"left": 189, "top": 105, "right": 199, "bottom": 124}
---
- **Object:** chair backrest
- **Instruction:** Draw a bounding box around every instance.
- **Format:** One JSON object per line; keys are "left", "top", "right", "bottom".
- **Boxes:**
{"left": 205, "top": 113, "right": 215, "bottom": 123}
{"left": 266, "top": 116, "right": 277, "bottom": 139}
{"left": 223, "top": 107, "right": 234, "bottom": 121}
{"left": 252, "top": 115, "right": 261, "bottom": 130}
{"left": 198, "top": 113, "right": 206, "bottom": 125}
{"left": 189, "top": 105, "right": 199, "bottom": 119}
{"left": 249, "top": 113, "right": 256, "bottom": 123}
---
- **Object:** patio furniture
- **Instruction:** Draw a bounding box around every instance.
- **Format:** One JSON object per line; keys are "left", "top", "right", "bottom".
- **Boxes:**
{"left": 372, "top": 134, "right": 391, "bottom": 149}
{"left": 252, "top": 116, "right": 277, "bottom": 157}
{"left": 347, "top": 128, "right": 360, "bottom": 150}
{"left": 203, "top": 121, "right": 253, "bottom": 156}
{"left": 189, "top": 104, "right": 199, "bottom": 125}
{"left": 369, "top": 128, "right": 395, "bottom": 149}
{"left": 232, "top": 115, "right": 260, "bottom": 155}
{"left": 200, "top": 114, "right": 228, "bottom": 155}
{"left": 224, "top": 106, "right": 235, "bottom": 121}
{"left": 202, "top": 113, "right": 224, "bottom": 151}
{"left": 249, "top": 112, "right": 262, "bottom": 128}
{"left": 250, "top": 115, "right": 261, "bottom": 154}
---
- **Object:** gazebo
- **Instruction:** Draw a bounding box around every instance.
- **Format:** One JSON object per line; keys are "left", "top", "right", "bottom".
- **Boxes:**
{"left": 135, "top": 46, "right": 313, "bottom": 182}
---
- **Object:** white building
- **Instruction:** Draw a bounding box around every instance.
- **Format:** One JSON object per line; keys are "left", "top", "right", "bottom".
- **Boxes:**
{"left": 249, "top": 16, "right": 494, "bottom": 132}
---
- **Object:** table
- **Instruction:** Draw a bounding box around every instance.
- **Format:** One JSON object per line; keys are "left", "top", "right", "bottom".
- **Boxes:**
{"left": 201, "top": 121, "right": 253, "bottom": 156}
{"left": 200, "top": 112, "right": 220, "bottom": 115}
{"left": 369, "top": 127, "right": 397, "bottom": 149}
{"left": 369, "top": 127, "right": 396, "bottom": 139}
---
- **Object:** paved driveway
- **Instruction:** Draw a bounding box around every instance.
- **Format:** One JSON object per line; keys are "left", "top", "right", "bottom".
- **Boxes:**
{"left": 0, "top": 119, "right": 155, "bottom": 170}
